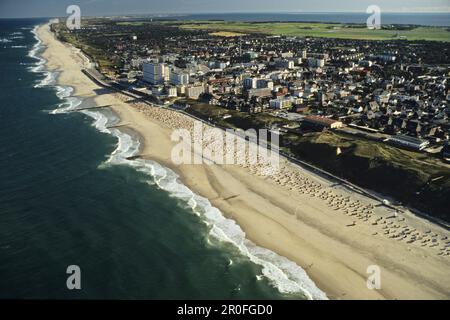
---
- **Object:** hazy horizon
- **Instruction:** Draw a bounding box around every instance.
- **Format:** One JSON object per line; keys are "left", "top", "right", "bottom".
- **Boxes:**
{"left": 2, "top": 11, "right": 450, "bottom": 20}
{"left": 1, "top": 0, "right": 449, "bottom": 19}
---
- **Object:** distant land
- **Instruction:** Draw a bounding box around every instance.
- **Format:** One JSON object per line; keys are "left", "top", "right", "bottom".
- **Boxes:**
{"left": 112, "top": 12, "right": 450, "bottom": 27}
{"left": 170, "top": 13, "right": 450, "bottom": 27}
{"left": 109, "top": 12, "right": 450, "bottom": 42}
{"left": 176, "top": 21, "right": 450, "bottom": 42}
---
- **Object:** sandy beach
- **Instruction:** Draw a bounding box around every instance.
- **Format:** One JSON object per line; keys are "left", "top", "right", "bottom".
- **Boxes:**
{"left": 37, "top": 22, "right": 450, "bottom": 299}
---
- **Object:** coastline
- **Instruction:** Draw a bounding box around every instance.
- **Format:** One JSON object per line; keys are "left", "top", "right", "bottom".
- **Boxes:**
{"left": 31, "top": 23, "right": 326, "bottom": 300}
{"left": 35, "top": 22, "right": 450, "bottom": 299}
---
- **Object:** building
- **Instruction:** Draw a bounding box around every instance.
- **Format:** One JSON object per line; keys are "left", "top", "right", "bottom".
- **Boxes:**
{"left": 307, "top": 58, "right": 325, "bottom": 68}
{"left": 276, "top": 59, "right": 295, "bottom": 69}
{"left": 243, "top": 77, "right": 258, "bottom": 89}
{"left": 385, "top": 135, "right": 430, "bottom": 151}
{"left": 247, "top": 88, "right": 272, "bottom": 98}
{"left": 244, "top": 78, "right": 274, "bottom": 91}
{"left": 166, "top": 86, "right": 177, "bottom": 97}
{"left": 281, "top": 51, "right": 293, "bottom": 58}
{"left": 143, "top": 62, "right": 169, "bottom": 85}
{"left": 210, "top": 61, "right": 228, "bottom": 70}
{"left": 269, "top": 97, "right": 292, "bottom": 109}
{"left": 302, "top": 115, "right": 344, "bottom": 129}
{"left": 177, "top": 85, "right": 186, "bottom": 96}
{"left": 377, "top": 54, "right": 396, "bottom": 62}
{"left": 186, "top": 85, "right": 205, "bottom": 99}
{"left": 244, "top": 51, "right": 259, "bottom": 61}
{"left": 130, "top": 58, "right": 146, "bottom": 68}
{"left": 256, "top": 79, "right": 273, "bottom": 90}
{"left": 170, "top": 70, "right": 189, "bottom": 85}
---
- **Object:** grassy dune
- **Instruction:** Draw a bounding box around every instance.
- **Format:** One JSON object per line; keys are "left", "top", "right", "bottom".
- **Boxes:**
{"left": 286, "top": 131, "right": 450, "bottom": 221}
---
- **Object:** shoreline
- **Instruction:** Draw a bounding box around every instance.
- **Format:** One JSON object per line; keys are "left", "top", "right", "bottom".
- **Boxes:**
{"left": 35, "top": 22, "right": 450, "bottom": 299}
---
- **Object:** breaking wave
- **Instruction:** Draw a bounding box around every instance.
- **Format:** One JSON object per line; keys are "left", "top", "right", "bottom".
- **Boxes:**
{"left": 28, "top": 26, "right": 56, "bottom": 87}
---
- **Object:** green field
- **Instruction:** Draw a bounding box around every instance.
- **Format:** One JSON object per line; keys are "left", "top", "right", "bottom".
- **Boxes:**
{"left": 115, "top": 21, "right": 149, "bottom": 26}
{"left": 180, "top": 21, "right": 450, "bottom": 42}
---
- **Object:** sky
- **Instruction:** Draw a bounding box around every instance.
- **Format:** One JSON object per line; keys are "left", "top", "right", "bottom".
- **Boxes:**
{"left": 0, "top": 0, "right": 449, "bottom": 18}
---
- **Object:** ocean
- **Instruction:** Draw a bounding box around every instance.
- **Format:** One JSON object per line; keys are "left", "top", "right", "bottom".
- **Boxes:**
{"left": 0, "top": 18, "right": 326, "bottom": 299}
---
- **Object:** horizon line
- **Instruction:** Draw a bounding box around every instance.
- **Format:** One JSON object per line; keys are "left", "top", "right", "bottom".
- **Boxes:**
{"left": 1, "top": 10, "right": 450, "bottom": 19}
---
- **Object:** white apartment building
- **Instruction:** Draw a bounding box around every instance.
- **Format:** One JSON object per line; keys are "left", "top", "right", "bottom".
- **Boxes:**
{"left": 143, "top": 62, "right": 169, "bottom": 85}
{"left": 166, "top": 86, "right": 178, "bottom": 97}
{"left": 170, "top": 70, "right": 190, "bottom": 85}
{"left": 270, "top": 97, "right": 293, "bottom": 109}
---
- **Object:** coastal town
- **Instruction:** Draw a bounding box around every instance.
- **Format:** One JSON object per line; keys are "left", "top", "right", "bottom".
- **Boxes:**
{"left": 56, "top": 19, "right": 450, "bottom": 158}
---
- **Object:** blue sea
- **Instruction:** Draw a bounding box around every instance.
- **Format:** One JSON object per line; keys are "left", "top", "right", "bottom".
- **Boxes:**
{"left": 0, "top": 18, "right": 328, "bottom": 299}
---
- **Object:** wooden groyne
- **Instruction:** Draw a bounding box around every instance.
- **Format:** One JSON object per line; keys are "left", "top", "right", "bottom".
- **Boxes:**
{"left": 69, "top": 104, "right": 112, "bottom": 112}
{"left": 107, "top": 123, "right": 130, "bottom": 129}
{"left": 125, "top": 155, "right": 143, "bottom": 160}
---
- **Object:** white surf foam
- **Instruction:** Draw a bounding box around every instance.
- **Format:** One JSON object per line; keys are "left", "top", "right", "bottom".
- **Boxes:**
{"left": 27, "top": 26, "right": 61, "bottom": 89}
{"left": 28, "top": 26, "right": 54, "bottom": 88}
{"left": 34, "top": 70, "right": 57, "bottom": 88}
{"left": 29, "top": 26, "right": 42, "bottom": 59}
{"left": 28, "top": 26, "right": 81, "bottom": 114}
{"left": 29, "top": 60, "right": 45, "bottom": 73}
{"left": 0, "top": 32, "right": 24, "bottom": 45}
{"left": 50, "top": 97, "right": 82, "bottom": 114}
{"left": 55, "top": 85, "right": 73, "bottom": 98}
{"left": 81, "top": 109, "right": 118, "bottom": 134}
